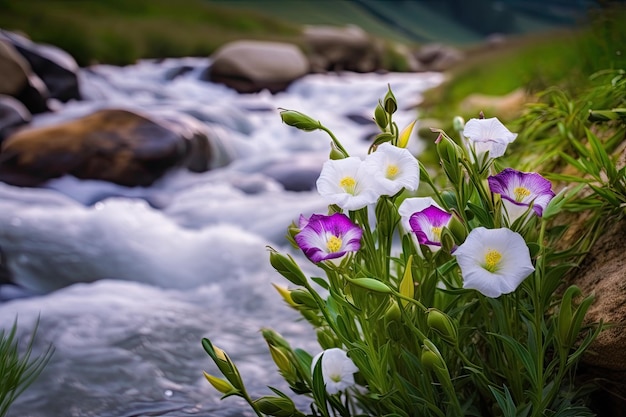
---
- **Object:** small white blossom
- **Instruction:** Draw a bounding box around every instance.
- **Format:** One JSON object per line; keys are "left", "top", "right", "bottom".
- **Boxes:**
{"left": 453, "top": 227, "right": 535, "bottom": 298}
{"left": 463, "top": 117, "right": 518, "bottom": 159}
{"left": 311, "top": 348, "right": 359, "bottom": 395}
{"left": 316, "top": 157, "right": 378, "bottom": 211}
{"left": 363, "top": 143, "right": 420, "bottom": 196}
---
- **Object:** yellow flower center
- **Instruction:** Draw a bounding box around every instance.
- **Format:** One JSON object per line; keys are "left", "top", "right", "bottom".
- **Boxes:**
{"left": 513, "top": 186, "right": 531, "bottom": 202}
{"left": 340, "top": 176, "right": 356, "bottom": 194}
{"left": 386, "top": 164, "right": 399, "bottom": 179}
{"left": 329, "top": 372, "right": 342, "bottom": 383}
{"left": 483, "top": 249, "right": 502, "bottom": 273}
{"left": 431, "top": 226, "right": 442, "bottom": 240}
{"left": 326, "top": 235, "right": 343, "bottom": 253}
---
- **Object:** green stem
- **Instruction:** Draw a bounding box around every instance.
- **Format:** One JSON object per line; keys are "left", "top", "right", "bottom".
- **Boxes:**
{"left": 320, "top": 125, "right": 350, "bottom": 157}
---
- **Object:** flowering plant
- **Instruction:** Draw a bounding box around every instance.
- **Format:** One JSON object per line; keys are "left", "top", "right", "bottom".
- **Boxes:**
{"left": 202, "top": 87, "right": 601, "bottom": 417}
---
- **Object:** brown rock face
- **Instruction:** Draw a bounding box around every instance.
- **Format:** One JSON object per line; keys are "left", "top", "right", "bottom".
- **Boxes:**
{"left": 0, "top": 108, "right": 211, "bottom": 187}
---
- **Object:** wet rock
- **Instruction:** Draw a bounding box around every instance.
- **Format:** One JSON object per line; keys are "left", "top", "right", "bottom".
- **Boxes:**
{"left": 0, "top": 94, "right": 31, "bottom": 141}
{"left": 0, "top": 29, "right": 81, "bottom": 103}
{"left": 414, "top": 43, "right": 464, "bottom": 72}
{"left": 0, "top": 108, "right": 215, "bottom": 187}
{"left": 459, "top": 88, "right": 528, "bottom": 120}
{"left": 303, "top": 24, "right": 382, "bottom": 73}
{"left": 0, "top": 39, "right": 49, "bottom": 114}
{"left": 206, "top": 40, "right": 309, "bottom": 94}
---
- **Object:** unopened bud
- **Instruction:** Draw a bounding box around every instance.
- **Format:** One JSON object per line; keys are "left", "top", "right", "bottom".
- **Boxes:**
{"left": 427, "top": 308, "right": 458, "bottom": 345}
{"left": 398, "top": 120, "right": 417, "bottom": 148}
{"left": 383, "top": 85, "right": 397, "bottom": 114}
{"left": 268, "top": 250, "right": 307, "bottom": 286}
{"left": 203, "top": 372, "right": 236, "bottom": 394}
{"left": 452, "top": 116, "right": 465, "bottom": 133}
{"left": 447, "top": 215, "right": 467, "bottom": 243}
{"left": 374, "top": 101, "right": 388, "bottom": 130}
{"left": 272, "top": 283, "right": 298, "bottom": 307}
{"left": 279, "top": 109, "right": 321, "bottom": 131}
{"left": 290, "top": 289, "right": 318, "bottom": 309}
{"left": 253, "top": 395, "right": 298, "bottom": 417}
{"left": 329, "top": 141, "right": 347, "bottom": 160}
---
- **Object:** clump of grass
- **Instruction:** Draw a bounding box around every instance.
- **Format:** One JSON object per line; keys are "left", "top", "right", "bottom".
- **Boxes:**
{"left": 1, "top": 318, "right": 54, "bottom": 417}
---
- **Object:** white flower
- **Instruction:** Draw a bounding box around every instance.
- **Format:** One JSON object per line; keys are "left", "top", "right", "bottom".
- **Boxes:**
{"left": 463, "top": 117, "right": 518, "bottom": 159}
{"left": 363, "top": 142, "right": 420, "bottom": 196}
{"left": 316, "top": 157, "right": 379, "bottom": 211}
{"left": 453, "top": 227, "right": 535, "bottom": 298}
{"left": 311, "top": 348, "right": 359, "bottom": 395}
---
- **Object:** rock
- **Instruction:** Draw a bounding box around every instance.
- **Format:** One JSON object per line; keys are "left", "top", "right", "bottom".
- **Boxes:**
{"left": 206, "top": 40, "right": 309, "bottom": 94}
{"left": 0, "top": 39, "right": 49, "bottom": 114}
{"left": 0, "top": 39, "right": 29, "bottom": 96}
{"left": 0, "top": 94, "right": 31, "bottom": 141}
{"left": 302, "top": 24, "right": 382, "bottom": 73}
{"left": 459, "top": 88, "right": 528, "bottom": 120}
{"left": 414, "top": 43, "right": 464, "bottom": 72}
{"left": 0, "top": 108, "right": 215, "bottom": 187}
{"left": 0, "top": 29, "right": 81, "bottom": 103}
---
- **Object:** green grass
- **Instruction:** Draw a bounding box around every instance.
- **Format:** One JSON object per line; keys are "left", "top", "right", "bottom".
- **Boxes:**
{"left": 0, "top": 0, "right": 302, "bottom": 65}
{"left": 420, "top": 3, "right": 626, "bottom": 123}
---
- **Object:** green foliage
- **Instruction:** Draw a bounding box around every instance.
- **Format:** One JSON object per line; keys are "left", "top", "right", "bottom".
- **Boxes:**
{"left": 0, "top": 318, "right": 54, "bottom": 417}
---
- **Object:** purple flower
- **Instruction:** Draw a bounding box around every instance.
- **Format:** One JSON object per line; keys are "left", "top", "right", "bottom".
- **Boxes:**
{"left": 409, "top": 205, "right": 452, "bottom": 251}
{"left": 488, "top": 168, "right": 555, "bottom": 222}
{"left": 295, "top": 213, "right": 363, "bottom": 263}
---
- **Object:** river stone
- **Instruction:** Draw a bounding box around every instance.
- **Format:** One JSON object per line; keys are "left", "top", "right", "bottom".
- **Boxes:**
{"left": 0, "top": 94, "right": 31, "bottom": 141}
{"left": 0, "top": 108, "right": 213, "bottom": 187}
{"left": 0, "top": 30, "right": 81, "bottom": 103}
{"left": 206, "top": 40, "right": 309, "bottom": 94}
{"left": 0, "top": 39, "right": 49, "bottom": 114}
{"left": 0, "top": 39, "right": 29, "bottom": 96}
{"left": 303, "top": 24, "right": 382, "bottom": 73}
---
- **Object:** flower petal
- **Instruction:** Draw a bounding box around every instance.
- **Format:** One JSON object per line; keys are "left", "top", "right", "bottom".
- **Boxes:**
{"left": 454, "top": 227, "right": 534, "bottom": 298}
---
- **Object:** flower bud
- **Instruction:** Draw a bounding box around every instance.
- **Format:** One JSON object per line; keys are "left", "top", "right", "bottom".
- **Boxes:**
{"left": 398, "top": 120, "right": 417, "bottom": 148}
{"left": 421, "top": 339, "right": 447, "bottom": 373}
{"left": 447, "top": 214, "right": 467, "bottom": 243}
{"left": 329, "top": 141, "right": 347, "bottom": 160}
{"left": 268, "top": 250, "right": 307, "bottom": 286}
{"left": 261, "top": 328, "right": 292, "bottom": 351}
{"left": 347, "top": 277, "right": 393, "bottom": 294}
{"left": 279, "top": 109, "right": 321, "bottom": 131}
{"left": 253, "top": 395, "right": 299, "bottom": 417}
{"left": 427, "top": 308, "right": 458, "bottom": 345}
{"left": 272, "top": 283, "right": 298, "bottom": 307}
{"left": 384, "top": 301, "right": 402, "bottom": 323}
{"left": 440, "top": 228, "right": 456, "bottom": 254}
{"left": 384, "top": 86, "right": 398, "bottom": 114}
{"left": 268, "top": 344, "right": 295, "bottom": 379}
{"left": 317, "top": 329, "right": 338, "bottom": 350}
{"left": 436, "top": 135, "right": 462, "bottom": 185}
{"left": 203, "top": 372, "right": 236, "bottom": 395}
{"left": 398, "top": 255, "right": 414, "bottom": 306}
{"left": 374, "top": 101, "right": 388, "bottom": 130}
{"left": 452, "top": 116, "right": 465, "bottom": 133}
{"left": 290, "top": 289, "right": 318, "bottom": 309}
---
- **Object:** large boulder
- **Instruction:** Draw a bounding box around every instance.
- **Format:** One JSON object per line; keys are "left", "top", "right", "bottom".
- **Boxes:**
{"left": 206, "top": 40, "right": 309, "bottom": 94}
{"left": 0, "top": 108, "right": 215, "bottom": 187}
{"left": 0, "top": 39, "right": 49, "bottom": 114}
{"left": 302, "top": 24, "right": 382, "bottom": 73}
{"left": 0, "top": 30, "right": 81, "bottom": 103}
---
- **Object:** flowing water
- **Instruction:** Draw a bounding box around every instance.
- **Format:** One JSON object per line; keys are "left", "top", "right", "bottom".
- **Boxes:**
{"left": 0, "top": 57, "right": 443, "bottom": 417}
